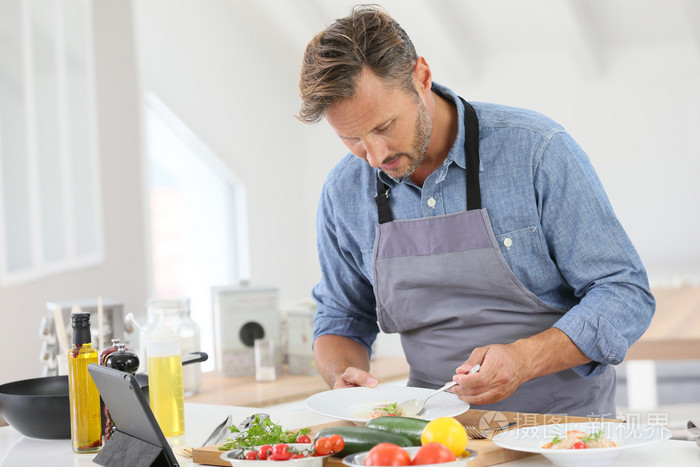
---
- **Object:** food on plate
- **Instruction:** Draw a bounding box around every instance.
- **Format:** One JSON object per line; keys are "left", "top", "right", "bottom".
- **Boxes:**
{"left": 314, "top": 426, "right": 412, "bottom": 457}
{"left": 363, "top": 443, "right": 412, "bottom": 466}
{"left": 420, "top": 417, "right": 468, "bottom": 456}
{"left": 370, "top": 402, "right": 406, "bottom": 418}
{"left": 219, "top": 415, "right": 311, "bottom": 451}
{"left": 365, "top": 416, "right": 430, "bottom": 446}
{"left": 410, "top": 443, "right": 456, "bottom": 465}
{"left": 541, "top": 429, "right": 616, "bottom": 449}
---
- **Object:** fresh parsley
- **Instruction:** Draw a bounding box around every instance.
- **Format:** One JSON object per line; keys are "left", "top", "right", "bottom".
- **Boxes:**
{"left": 218, "top": 415, "right": 310, "bottom": 451}
{"left": 379, "top": 402, "right": 402, "bottom": 415}
{"left": 582, "top": 429, "right": 605, "bottom": 443}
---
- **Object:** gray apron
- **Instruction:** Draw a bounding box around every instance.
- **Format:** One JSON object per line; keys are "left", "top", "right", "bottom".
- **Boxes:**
{"left": 371, "top": 98, "right": 615, "bottom": 416}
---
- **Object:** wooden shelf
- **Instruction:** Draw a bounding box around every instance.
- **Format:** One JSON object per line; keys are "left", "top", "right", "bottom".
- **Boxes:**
{"left": 185, "top": 287, "right": 700, "bottom": 406}
{"left": 628, "top": 286, "right": 700, "bottom": 360}
{"left": 185, "top": 356, "right": 409, "bottom": 407}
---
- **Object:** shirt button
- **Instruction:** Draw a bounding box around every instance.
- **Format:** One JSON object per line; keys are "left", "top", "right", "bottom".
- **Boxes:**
{"left": 503, "top": 238, "right": 513, "bottom": 248}
{"left": 427, "top": 197, "right": 436, "bottom": 208}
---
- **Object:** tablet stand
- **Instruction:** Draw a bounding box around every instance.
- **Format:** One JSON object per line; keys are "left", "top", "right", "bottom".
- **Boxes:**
{"left": 93, "top": 430, "right": 174, "bottom": 467}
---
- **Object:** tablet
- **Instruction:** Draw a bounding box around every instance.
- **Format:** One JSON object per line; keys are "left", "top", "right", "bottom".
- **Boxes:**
{"left": 88, "top": 363, "right": 179, "bottom": 467}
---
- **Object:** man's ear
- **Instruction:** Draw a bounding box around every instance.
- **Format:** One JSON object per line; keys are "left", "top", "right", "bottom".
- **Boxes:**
{"left": 413, "top": 56, "right": 432, "bottom": 95}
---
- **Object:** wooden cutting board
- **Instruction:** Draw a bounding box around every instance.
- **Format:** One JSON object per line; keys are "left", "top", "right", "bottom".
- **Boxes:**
{"left": 192, "top": 410, "right": 619, "bottom": 467}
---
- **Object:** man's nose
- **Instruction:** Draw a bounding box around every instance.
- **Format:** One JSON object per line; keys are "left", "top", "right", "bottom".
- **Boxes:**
{"left": 361, "top": 137, "right": 388, "bottom": 168}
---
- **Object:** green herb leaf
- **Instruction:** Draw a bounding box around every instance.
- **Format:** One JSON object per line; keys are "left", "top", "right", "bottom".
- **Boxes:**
{"left": 581, "top": 429, "right": 605, "bottom": 443}
{"left": 219, "top": 415, "right": 310, "bottom": 451}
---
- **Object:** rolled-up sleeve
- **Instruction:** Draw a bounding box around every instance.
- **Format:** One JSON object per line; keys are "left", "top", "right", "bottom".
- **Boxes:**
{"left": 311, "top": 181, "right": 380, "bottom": 356}
{"left": 535, "top": 132, "right": 655, "bottom": 377}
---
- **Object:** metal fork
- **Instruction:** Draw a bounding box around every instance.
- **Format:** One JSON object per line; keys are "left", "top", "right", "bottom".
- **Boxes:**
{"left": 464, "top": 421, "right": 517, "bottom": 439}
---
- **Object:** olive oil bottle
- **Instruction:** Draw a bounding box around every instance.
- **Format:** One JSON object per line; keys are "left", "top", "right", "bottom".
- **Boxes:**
{"left": 67, "top": 312, "right": 102, "bottom": 453}
{"left": 147, "top": 317, "right": 185, "bottom": 437}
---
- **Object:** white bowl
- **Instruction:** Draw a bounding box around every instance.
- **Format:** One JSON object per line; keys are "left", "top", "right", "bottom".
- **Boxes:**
{"left": 341, "top": 446, "right": 478, "bottom": 467}
{"left": 220, "top": 443, "right": 329, "bottom": 467}
{"left": 492, "top": 422, "right": 671, "bottom": 467}
{"left": 305, "top": 387, "right": 469, "bottom": 422}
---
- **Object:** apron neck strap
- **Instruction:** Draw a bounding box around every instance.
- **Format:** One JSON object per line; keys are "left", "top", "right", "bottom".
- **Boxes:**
{"left": 375, "top": 97, "right": 481, "bottom": 224}
{"left": 460, "top": 97, "right": 481, "bottom": 211}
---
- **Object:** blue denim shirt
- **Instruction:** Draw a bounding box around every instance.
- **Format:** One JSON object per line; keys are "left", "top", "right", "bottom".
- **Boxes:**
{"left": 312, "top": 82, "right": 655, "bottom": 377}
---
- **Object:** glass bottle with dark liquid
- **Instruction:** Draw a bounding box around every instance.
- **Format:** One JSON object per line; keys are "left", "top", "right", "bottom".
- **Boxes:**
{"left": 67, "top": 312, "right": 102, "bottom": 453}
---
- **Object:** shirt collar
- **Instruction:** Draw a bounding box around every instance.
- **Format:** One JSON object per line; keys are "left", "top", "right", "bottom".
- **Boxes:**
{"left": 377, "top": 82, "right": 466, "bottom": 187}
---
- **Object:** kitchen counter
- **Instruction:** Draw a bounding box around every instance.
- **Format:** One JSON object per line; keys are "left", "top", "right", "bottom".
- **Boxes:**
{"left": 0, "top": 403, "right": 698, "bottom": 466}
{"left": 185, "top": 356, "right": 410, "bottom": 407}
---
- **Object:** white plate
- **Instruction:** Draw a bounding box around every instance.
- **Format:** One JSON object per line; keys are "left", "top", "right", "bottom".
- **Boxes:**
{"left": 342, "top": 446, "right": 478, "bottom": 467}
{"left": 492, "top": 422, "right": 671, "bottom": 467}
{"left": 304, "top": 386, "right": 469, "bottom": 422}
{"left": 220, "top": 443, "right": 329, "bottom": 467}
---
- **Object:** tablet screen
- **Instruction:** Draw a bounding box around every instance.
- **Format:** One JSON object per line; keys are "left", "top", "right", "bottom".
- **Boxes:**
{"left": 88, "top": 363, "right": 179, "bottom": 466}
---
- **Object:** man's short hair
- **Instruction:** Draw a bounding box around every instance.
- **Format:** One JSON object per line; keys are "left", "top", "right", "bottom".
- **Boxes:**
{"left": 298, "top": 5, "right": 418, "bottom": 124}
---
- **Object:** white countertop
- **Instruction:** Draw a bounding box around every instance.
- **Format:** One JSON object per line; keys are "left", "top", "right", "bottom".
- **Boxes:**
{"left": 0, "top": 403, "right": 698, "bottom": 466}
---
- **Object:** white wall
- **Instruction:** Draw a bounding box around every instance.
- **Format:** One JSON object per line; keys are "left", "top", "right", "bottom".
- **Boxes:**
{"left": 0, "top": 1, "right": 148, "bottom": 383}
{"left": 131, "top": 1, "right": 700, "bottom": 358}
{"left": 133, "top": 1, "right": 329, "bottom": 303}
{"left": 133, "top": 1, "right": 700, "bottom": 295}
{"left": 2, "top": 1, "right": 699, "bottom": 383}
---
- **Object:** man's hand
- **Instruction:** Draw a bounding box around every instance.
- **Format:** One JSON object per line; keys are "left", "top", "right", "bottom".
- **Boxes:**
{"left": 333, "top": 366, "right": 378, "bottom": 389}
{"left": 451, "top": 344, "right": 526, "bottom": 405}
{"left": 314, "top": 334, "right": 377, "bottom": 389}
{"left": 450, "top": 328, "right": 591, "bottom": 405}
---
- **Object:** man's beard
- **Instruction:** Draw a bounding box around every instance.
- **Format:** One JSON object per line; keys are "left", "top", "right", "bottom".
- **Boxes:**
{"left": 383, "top": 97, "right": 432, "bottom": 179}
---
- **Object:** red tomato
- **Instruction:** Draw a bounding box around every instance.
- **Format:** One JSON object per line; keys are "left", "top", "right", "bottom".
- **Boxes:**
{"left": 272, "top": 443, "right": 291, "bottom": 460}
{"left": 245, "top": 450, "right": 258, "bottom": 460}
{"left": 296, "top": 434, "right": 312, "bottom": 444}
{"left": 363, "top": 443, "right": 411, "bottom": 466}
{"left": 315, "top": 437, "right": 333, "bottom": 456}
{"left": 328, "top": 434, "right": 345, "bottom": 453}
{"left": 411, "top": 443, "right": 457, "bottom": 465}
{"left": 572, "top": 441, "right": 587, "bottom": 449}
{"left": 291, "top": 454, "right": 306, "bottom": 459}
{"left": 258, "top": 445, "right": 272, "bottom": 460}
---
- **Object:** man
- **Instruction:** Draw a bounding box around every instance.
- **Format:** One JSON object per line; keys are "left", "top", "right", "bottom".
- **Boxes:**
{"left": 297, "top": 5, "right": 654, "bottom": 416}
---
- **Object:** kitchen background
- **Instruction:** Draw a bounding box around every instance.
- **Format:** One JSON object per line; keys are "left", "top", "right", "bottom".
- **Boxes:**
{"left": 0, "top": 0, "right": 699, "bottom": 425}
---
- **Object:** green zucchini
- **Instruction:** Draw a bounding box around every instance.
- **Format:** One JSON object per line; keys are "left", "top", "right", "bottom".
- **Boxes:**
{"left": 314, "top": 426, "right": 412, "bottom": 457}
{"left": 365, "top": 416, "right": 430, "bottom": 446}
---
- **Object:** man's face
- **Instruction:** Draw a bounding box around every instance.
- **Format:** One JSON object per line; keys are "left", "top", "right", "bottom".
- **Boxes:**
{"left": 326, "top": 70, "right": 432, "bottom": 179}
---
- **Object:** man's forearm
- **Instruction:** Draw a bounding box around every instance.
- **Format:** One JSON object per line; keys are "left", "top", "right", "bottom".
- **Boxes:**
{"left": 314, "top": 334, "right": 371, "bottom": 388}
{"left": 510, "top": 327, "right": 591, "bottom": 383}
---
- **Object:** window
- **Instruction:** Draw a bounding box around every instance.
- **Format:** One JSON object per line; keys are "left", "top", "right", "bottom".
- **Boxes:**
{"left": 145, "top": 92, "right": 249, "bottom": 371}
{"left": 0, "top": 0, "right": 101, "bottom": 286}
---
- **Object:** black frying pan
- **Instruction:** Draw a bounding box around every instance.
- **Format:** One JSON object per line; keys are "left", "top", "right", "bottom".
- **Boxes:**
{"left": 0, "top": 351, "right": 207, "bottom": 439}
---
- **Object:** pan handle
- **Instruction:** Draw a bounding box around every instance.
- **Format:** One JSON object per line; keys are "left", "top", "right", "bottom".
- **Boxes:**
{"left": 182, "top": 351, "right": 208, "bottom": 366}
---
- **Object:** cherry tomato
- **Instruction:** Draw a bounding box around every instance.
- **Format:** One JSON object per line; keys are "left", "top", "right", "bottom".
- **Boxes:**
{"left": 272, "top": 443, "right": 291, "bottom": 460}
{"left": 411, "top": 443, "right": 457, "bottom": 465}
{"left": 328, "top": 434, "right": 345, "bottom": 454}
{"left": 315, "top": 437, "right": 333, "bottom": 456}
{"left": 363, "top": 443, "right": 411, "bottom": 466}
{"left": 258, "top": 445, "right": 272, "bottom": 460}
{"left": 572, "top": 441, "right": 587, "bottom": 449}
{"left": 245, "top": 450, "right": 258, "bottom": 460}
{"left": 296, "top": 434, "right": 312, "bottom": 444}
{"left": 291, "top": 454, "right": 306, "bottom": 459}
